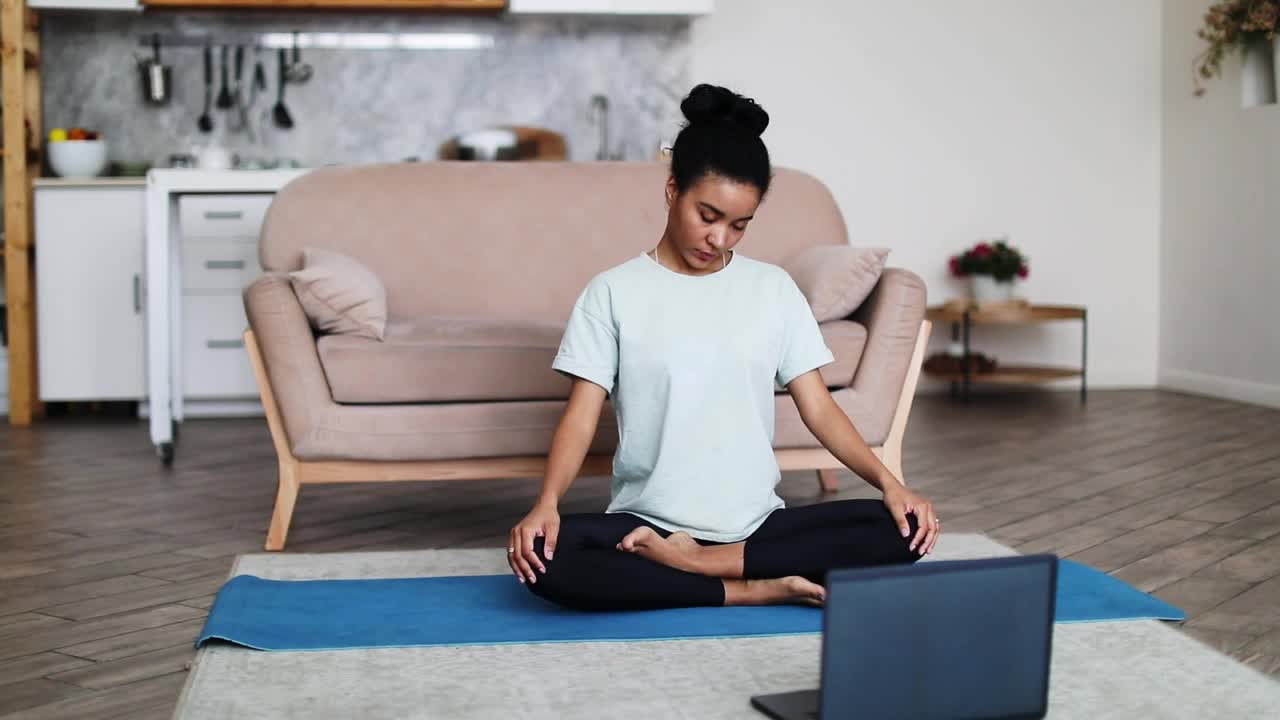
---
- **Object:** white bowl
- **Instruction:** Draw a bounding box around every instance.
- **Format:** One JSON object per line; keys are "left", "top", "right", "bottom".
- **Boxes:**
{"left": 47, "top": 139, "right": 108, "bottom": 179}
{"left": 457, "top": 128, "right": 517, "bottom": 160}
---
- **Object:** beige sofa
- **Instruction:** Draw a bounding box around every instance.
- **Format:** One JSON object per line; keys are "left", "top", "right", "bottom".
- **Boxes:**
{"left": 243, "top": 162, "right": 931, "bottom": 551}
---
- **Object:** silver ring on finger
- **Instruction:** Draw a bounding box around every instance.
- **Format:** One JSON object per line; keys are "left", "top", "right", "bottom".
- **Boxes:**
{"left": 507, "top": 547, "right": 515, "bottom": 553}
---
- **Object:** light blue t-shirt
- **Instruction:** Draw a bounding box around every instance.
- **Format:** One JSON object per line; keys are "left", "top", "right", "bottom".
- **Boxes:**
{"left": 551, "top": 251, "right": 835, "bottom": 543}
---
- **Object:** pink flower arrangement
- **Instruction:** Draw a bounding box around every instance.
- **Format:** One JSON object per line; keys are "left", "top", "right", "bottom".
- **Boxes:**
{"left": 1193, "top": 0, "right": 1280, "bottom": 96}
{"left": 949, "top": 239, "right": 1029, "bottom": 282}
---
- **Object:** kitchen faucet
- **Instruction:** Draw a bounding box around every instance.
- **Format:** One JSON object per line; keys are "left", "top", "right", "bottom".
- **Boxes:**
{"left": 590, "top": 94, "right": 621, "bottom": 161}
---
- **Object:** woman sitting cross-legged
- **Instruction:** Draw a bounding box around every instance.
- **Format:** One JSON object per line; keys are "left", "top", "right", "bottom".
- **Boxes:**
{"left": 507, "top": 83, "right": 940, "bottom": 612}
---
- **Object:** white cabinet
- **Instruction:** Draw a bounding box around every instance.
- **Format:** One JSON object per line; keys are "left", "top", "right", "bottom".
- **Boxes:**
{"left": 35, "top": 184, "right": 146, "bottom": 401}
{"left": 177, "top": 193, "right": 273, "bottom": 401}
{"left": 33, "top": 185, "right": 272, "bottom": 405}
{"left": 508, "top": 0, "right": 711, "bottom": 14}
{"left": 27, "top": 0, "right": 141, "bottom": 10}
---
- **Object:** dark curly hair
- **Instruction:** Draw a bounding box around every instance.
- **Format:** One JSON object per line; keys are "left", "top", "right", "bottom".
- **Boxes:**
{"left": 669, "top": 83, "right": 772, "bottom": 198}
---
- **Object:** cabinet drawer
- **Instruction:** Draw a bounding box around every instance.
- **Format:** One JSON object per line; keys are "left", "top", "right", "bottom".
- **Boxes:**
{"left": 183, "top": 295, "right": 259, "bottom": 398}
{"left": 183, "top": 240, "right": 260, "bottom": 291}
{"left": 179, "top": 194, "right": 273, "bottom": 239}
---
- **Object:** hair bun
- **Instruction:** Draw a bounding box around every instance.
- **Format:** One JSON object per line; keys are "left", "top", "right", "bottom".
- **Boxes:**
{"left": 680, "top": 83, "right": 769, "bottom": 137}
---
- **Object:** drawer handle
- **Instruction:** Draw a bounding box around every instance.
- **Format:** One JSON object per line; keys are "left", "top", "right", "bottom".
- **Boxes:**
{"left": 204, "top": 210, "right": 244, "bottom": 220}
{"left": 206, "top": 339, "right": 245, "bottom": 349}
{"left": 204, "top": 260, "right": 246, "bottom": 270}
{"left": 133, "top": 274, "right": 142, "bottom": 314}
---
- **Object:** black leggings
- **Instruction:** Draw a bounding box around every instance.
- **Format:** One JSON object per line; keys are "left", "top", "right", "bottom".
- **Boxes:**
{"left": 525, "top": 499, "right": 921, "bottom": 611}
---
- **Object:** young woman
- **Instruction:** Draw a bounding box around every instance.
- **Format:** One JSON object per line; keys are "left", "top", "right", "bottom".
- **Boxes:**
{"left": 507, "top": 84, "right": 940, "bottom": 612}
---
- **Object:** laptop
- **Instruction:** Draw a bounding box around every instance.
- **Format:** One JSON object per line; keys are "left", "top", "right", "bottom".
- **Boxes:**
{"left": 751, "top": 554, "right": 1057, "bottom": 720}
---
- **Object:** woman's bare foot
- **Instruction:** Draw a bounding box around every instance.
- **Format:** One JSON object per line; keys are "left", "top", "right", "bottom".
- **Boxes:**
{"left": 616, "top": 527, "right": 703, "bottom": 574}
{"left": 723, "top": 577, "right": 826, "bottom": 608}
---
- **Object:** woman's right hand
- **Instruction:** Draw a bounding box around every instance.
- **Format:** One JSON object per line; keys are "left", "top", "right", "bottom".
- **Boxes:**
{"left": 508, "top": 501, "right": 560, "bottom": 584}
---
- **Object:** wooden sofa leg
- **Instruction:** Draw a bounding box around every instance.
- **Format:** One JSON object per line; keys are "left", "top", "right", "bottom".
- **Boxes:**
{"left": 265, "top": 461, "right": 299, "bottom": 551}
{"left": 816, "top": 468, "right": 841, "bottom": 494}
{"left": 877, "top": 319, "right": 932, "bottom": 488}
{"left": 245, "top": 329, "right": 304, "bottom": 551}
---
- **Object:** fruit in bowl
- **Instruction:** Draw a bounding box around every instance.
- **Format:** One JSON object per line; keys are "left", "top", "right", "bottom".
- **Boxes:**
{"left": 47, "top": 127, "right": 107, "bottom": 179}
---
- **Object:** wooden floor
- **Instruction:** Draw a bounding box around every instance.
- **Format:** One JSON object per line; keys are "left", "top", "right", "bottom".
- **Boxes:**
{"left": 1, "top": 389, "right": 1278, "bottom": 717}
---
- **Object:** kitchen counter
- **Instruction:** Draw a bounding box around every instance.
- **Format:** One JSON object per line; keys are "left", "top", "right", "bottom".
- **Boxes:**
{"left": 36, "top": 169, "right": 313, "bottom": 191}
{"left": 146, "top": 168, "right": 311, "bottom": 193}
{"left": 34, "top": 176, "right": 147, "bottom": 188}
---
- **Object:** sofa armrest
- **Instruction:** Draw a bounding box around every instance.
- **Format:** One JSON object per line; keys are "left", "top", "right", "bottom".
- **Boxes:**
{"left": 846, "top": 268, "right": 928, "bottom": 443}
{"left": 244, "top": 273, "right": 334, "bottom": 456}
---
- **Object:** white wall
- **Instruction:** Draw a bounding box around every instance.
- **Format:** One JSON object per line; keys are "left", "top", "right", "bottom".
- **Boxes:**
{"left": 691, "top": 0, "right": 1163, "bottom": 389}
{"left": 1159, "top": 1, "right": 1280, "bottom": 409}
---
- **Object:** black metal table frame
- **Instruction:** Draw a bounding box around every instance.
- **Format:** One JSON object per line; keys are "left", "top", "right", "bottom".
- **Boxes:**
{"left": 949, "top": 308, "right": 1087, "bottom": 403}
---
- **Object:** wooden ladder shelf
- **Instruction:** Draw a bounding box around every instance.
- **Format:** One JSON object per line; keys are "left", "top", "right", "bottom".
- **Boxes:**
{"left": 2, "top": 0, "right": 41, "bottom": 425}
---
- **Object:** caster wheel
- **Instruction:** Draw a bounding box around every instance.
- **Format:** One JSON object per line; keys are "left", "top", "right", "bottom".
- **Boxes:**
{"left": 158, "top": 442, "right": 175, "bottom": 466}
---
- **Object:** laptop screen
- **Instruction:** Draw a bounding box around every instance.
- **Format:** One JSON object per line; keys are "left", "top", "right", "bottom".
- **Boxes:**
{"left": 820, "top": 555, "right": 1056, "bottom": 720}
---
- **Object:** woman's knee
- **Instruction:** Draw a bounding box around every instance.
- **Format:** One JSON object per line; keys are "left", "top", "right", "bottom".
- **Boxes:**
{"left": 524, "top": 536, "right": 609, "bottom": 612}
{"left": 892, "top": 512, "right": 923, "bottom": 563}
{"left": 523, "top": 536, "right": 562, "bottom": 596}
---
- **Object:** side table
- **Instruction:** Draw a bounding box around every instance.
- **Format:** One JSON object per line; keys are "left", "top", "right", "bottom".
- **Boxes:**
{"left": 923, "top": 303, "right": 1087, "bottom": 402}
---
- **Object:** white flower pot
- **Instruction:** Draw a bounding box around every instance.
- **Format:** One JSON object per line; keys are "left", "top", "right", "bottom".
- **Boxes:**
{"left": 970, "top": 275, "right": 1013, "bottom": 304}
{"left": 1273, "top": 37, "right": 1280, "bottom": 104}
{"left": 1241, "top": 39, "right": 1276, "bottom": 108}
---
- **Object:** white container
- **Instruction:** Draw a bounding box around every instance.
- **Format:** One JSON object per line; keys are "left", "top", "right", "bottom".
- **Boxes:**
{"left": 1272, "top": 37, "right": 1280, "bottom": 104}
{"left": 1241, "top": 39, "right": 1276, "bottom": 108}
{"left": 47, "top": 139, "right": 108, "bottom": 179}
{"left": 456, "top": 128, "right": 517, "bottom": 160}
{"left": 970, "top": 275, "right": 1013, "bottom": 303}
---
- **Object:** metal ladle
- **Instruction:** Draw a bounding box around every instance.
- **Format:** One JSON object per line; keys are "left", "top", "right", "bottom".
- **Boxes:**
{"left": 216, "top": 45, "right": 233, "bottom": 110}
{"left": 198, "top": 45, "right": 214, "bottom": 133}
{"left": 272, "top": 48, "right": 294, "bottom": 130}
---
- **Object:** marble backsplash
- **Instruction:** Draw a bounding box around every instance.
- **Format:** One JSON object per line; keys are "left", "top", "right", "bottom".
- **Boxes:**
{"left": 41, "top": 9, "right": 689, "bottom": 169}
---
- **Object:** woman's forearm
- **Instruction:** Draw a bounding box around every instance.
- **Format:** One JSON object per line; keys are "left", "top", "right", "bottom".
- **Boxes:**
{"left": 802, "top": 399, "right": 901, "bottom": 492}
{"left": 536, "top": 383, "right": 606, "bottom": 508}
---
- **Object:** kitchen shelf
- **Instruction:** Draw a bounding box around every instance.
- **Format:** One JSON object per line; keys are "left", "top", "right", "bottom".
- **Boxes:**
{"left": 136, "top": 30, "right": 496, "bottom": 52}
{"left": 140, "top": 0, "right": 506, "bottom": 9}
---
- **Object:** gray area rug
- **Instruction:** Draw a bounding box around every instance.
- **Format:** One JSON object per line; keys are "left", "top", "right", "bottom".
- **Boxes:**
{"left": 172, "top": 534, "right": 1280, "bottom": 719}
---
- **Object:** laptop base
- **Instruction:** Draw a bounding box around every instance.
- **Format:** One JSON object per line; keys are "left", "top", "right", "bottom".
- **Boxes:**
{"left": 749, "top": 689, "right": 819, "bottom": 720}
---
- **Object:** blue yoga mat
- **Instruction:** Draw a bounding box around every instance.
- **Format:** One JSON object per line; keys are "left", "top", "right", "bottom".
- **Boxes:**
{"left": 196, "top": 559, "right": 1184, "bottom": 652}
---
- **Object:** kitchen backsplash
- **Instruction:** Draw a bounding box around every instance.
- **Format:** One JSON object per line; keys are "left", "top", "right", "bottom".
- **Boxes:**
{"left": 43, "top": 10, "right": 689, "bottom": 168}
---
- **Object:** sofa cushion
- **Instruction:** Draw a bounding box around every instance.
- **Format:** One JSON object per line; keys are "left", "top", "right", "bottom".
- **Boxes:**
{"left": 318, "top": 317, "right": 869, "bottom": 405}
{"left": 318, "top": 317, "right": 570, "bottom": 404}
{"left": 260, "top": 164, "right": 851, "bottom": 324}
{"left": 816, "top": 320, "right": 867, "bottom": 388}
{"left": 784, "top": 246, "right": 889, "bottom": 322}
{"left": 289, "top": 248, "right": 388, "bottom": 340}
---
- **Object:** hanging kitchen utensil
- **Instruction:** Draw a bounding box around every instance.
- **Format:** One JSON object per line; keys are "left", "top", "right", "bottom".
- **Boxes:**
{"left": 216, "top": 45, "right": 233, "bottom": 110}
{"left": 198, "top": 44, "right": 214, "bottom": 133}
{"left": 285, "top": 31, "right": 313, "bottom": 84}
{"left": 138, "top": 33, "right": 172, "bottom": 106}
{"left": 253, "top": 51, "right": 267, "bottom": 94}
{"left": 246, "top": 51, "right": 268, "bottom": 140}
{"left": 272, "top": 48, "right": 294, "bottom": 130}
{"left": 228, "top": 45, "right": 247, "bottom": 134}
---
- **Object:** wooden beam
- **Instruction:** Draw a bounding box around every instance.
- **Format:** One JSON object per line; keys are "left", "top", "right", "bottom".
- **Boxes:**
{"left": 2, "top": 0, "right": 38, "bottom": 425}
{"left": 23, "top": 6, "right": 39, "bottom": 420}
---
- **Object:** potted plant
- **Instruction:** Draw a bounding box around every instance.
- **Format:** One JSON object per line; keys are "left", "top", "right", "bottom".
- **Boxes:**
{"left": 948, "top": 238, "right": 1029, "bottom": 303}
{"left": 1193, "top": 0, "right": 1279, "bottom": 104}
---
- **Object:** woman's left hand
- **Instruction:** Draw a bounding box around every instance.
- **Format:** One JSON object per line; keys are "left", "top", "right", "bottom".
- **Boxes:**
{"left": 882, "top": 484, "right": 940, "bottom": 556}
